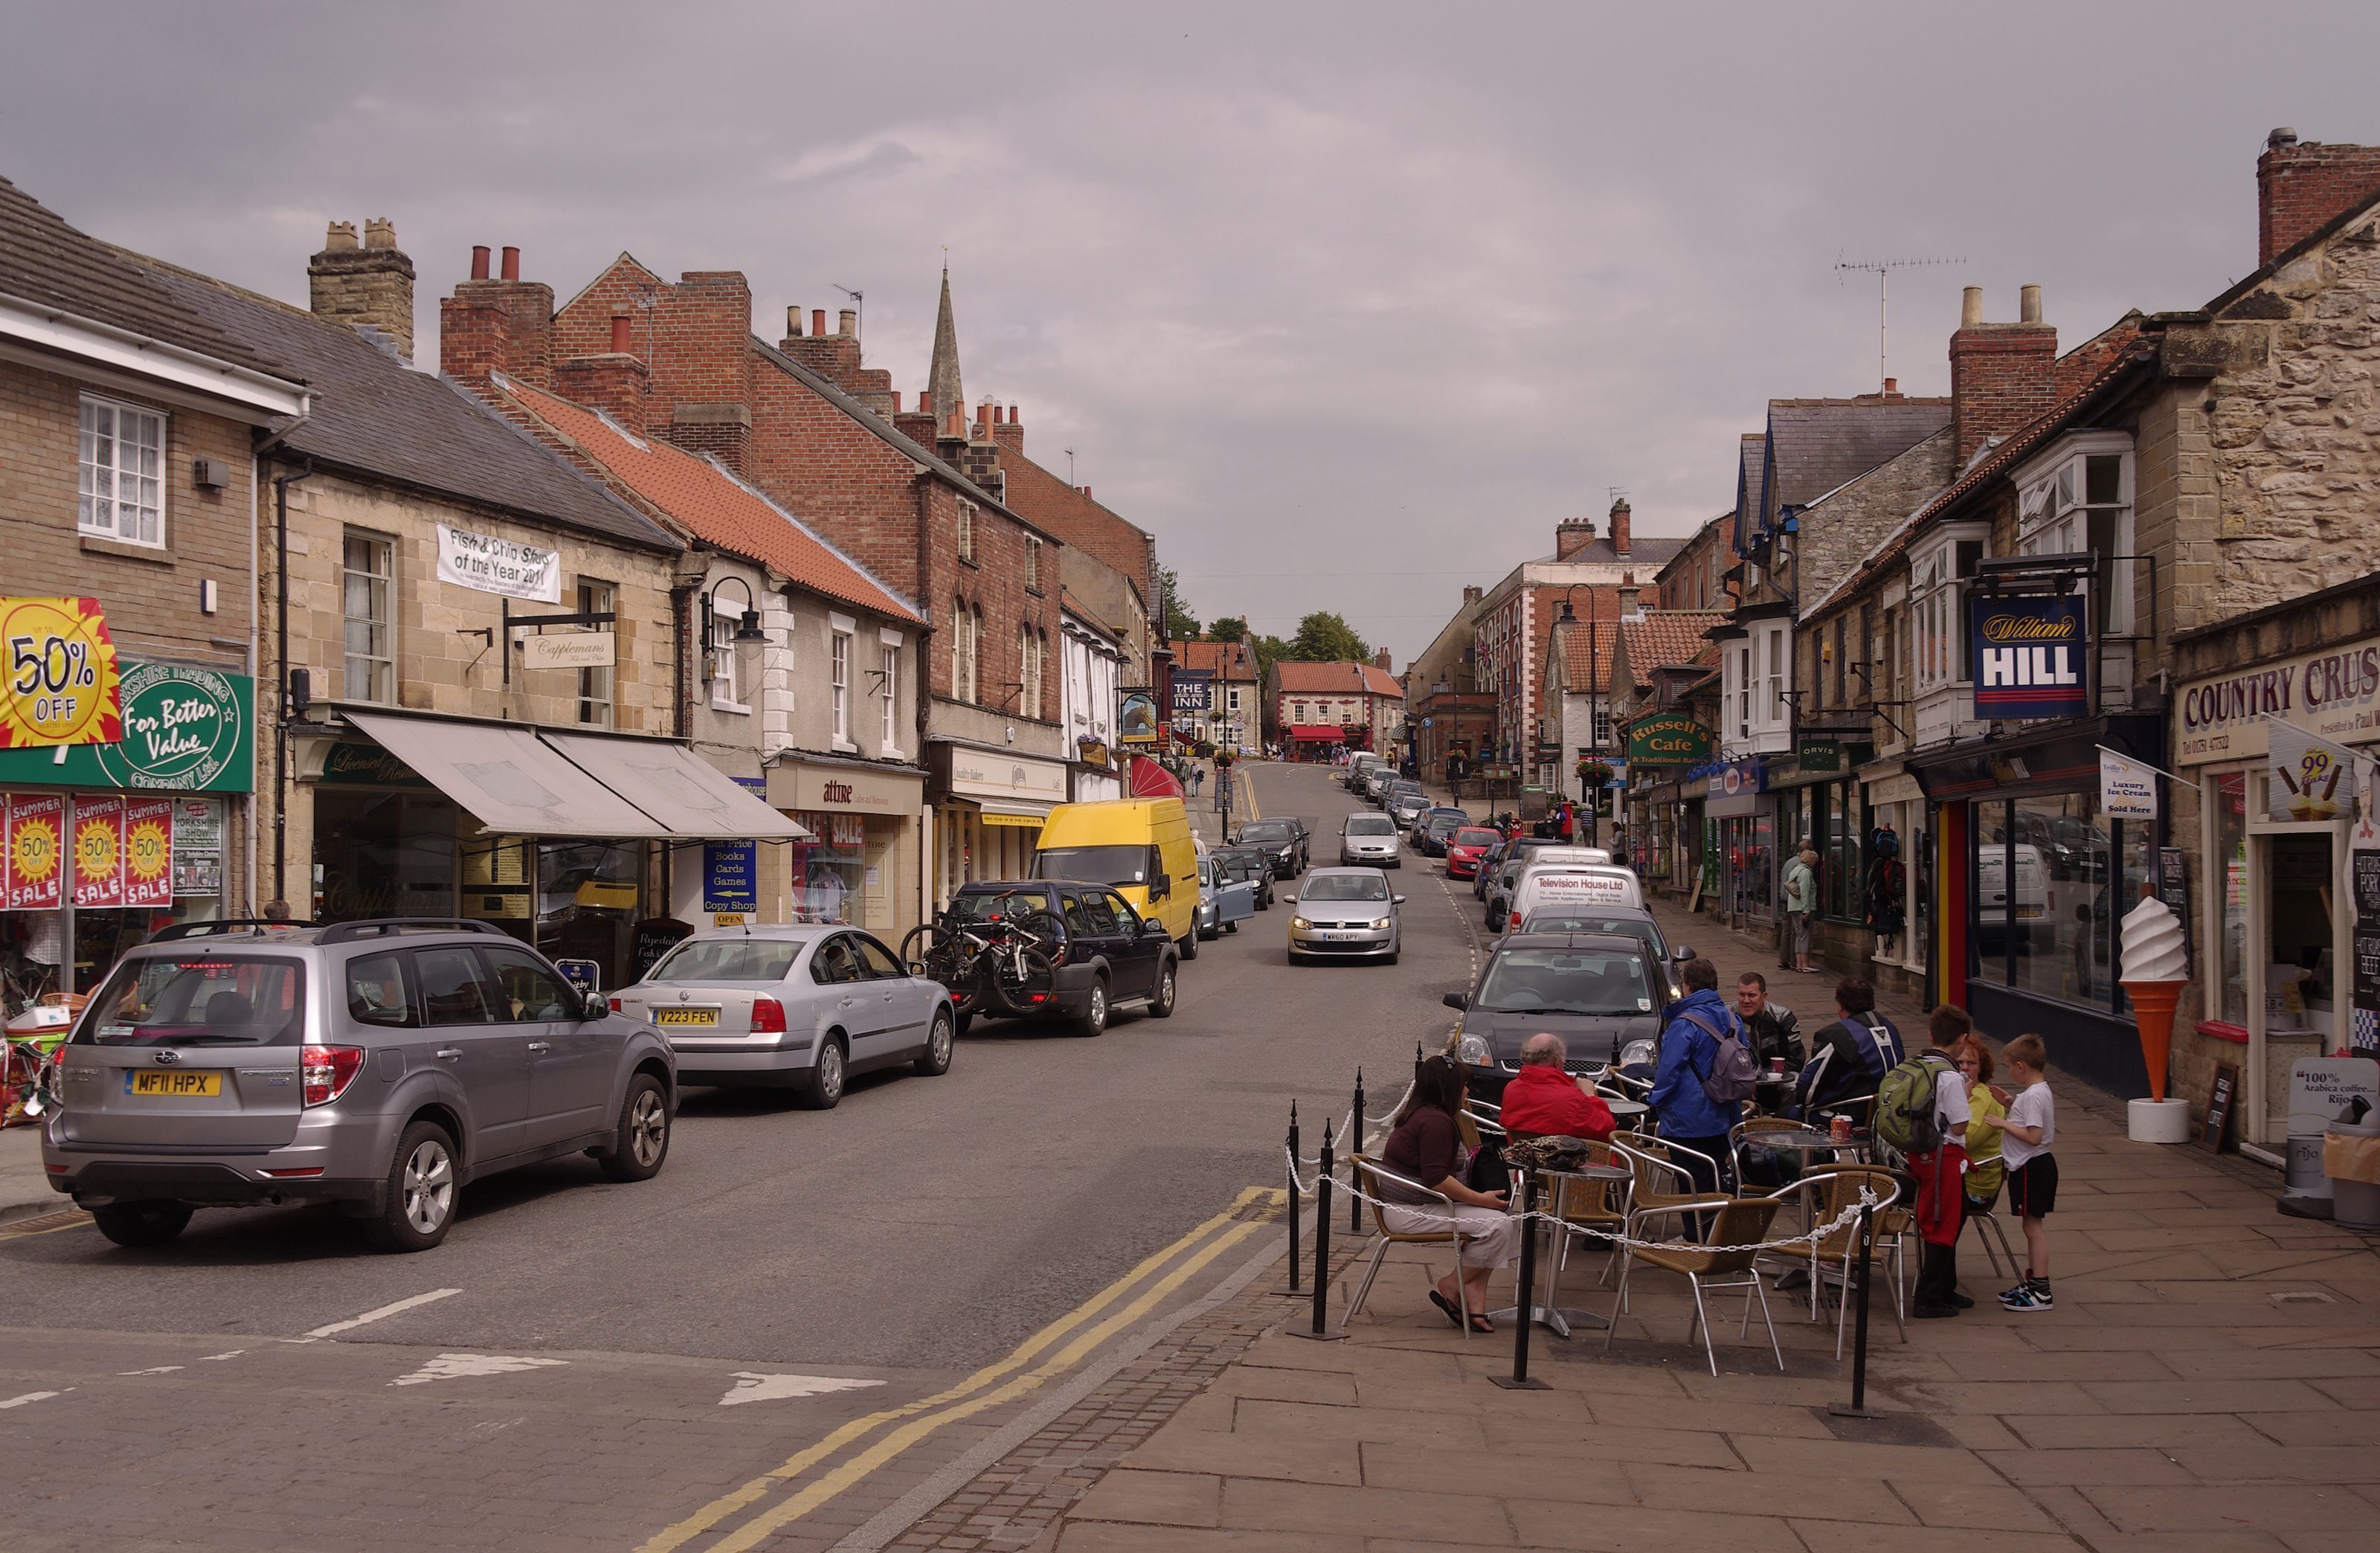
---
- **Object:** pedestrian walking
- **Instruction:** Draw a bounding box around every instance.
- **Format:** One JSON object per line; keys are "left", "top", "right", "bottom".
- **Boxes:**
{"left": 1189, "top": 765, "right": 1204, "bottom": 796}
{"left": 1782, "top": 846, "right": 1818, "bottom": 973}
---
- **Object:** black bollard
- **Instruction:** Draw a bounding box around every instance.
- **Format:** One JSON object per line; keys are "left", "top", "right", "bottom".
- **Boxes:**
{"left": 1278, "top": 1100, "right": 1305, "bottom": 1296}
{"left": 1491, "top": 1166, "right": 1548, "bottom": 1389}
{"left": 1350, "top": 1068, "right": 1367, "bottom": 1235}
{"left": 1831, "top": 1199, "right": 1880, "bottom": 1418}
{"left": 1290, "top": 1119, "right": 1347, "bottom": 1340}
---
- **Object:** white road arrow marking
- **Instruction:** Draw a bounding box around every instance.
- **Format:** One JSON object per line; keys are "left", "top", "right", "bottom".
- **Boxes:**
{"left": 718, "top": 1372, "right": 887, "bottom": 1407}
{"left": 309, "top": 1287, "right": 463, "bottom": 1339}
{"left": 0, "top": 1389, "right": 69, "bottom": 1409}
{"left": 390, "top": 1354, "right": 567, "bottom": 1388}
{"left": 118, "top": 1366, "right": 184, "bottom": 1376}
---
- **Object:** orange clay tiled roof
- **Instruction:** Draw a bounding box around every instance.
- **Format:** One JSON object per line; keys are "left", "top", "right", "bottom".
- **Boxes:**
{"left": 1273, "top": 660, "right": 1402, "bottom": 698}
{"left": 1622, "top": 611, "right": 1728, "bottom": 671}
{"left": 496, "top": 376, "right": 921, "bottom": 624}
{"left": 1174, "top": 638, "right": 1258, "bottom": 678}
{"left": 1557, "top": 620, "right": 1624, "bottom": 685}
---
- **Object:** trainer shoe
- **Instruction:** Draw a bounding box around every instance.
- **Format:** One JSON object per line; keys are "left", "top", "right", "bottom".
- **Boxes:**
{"left": 2000, "top": 1281, "right": 2053, "bottom": 1312}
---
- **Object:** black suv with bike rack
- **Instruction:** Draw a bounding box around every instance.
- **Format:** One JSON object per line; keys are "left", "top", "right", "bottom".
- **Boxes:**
{"left": 910, "top": 882, "right": 1179, "bottom": 1038}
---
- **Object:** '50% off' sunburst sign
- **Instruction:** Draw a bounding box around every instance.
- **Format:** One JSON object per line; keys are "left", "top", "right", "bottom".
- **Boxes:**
{"left": 0, "top": 597, "right": 123, "bottom": 749}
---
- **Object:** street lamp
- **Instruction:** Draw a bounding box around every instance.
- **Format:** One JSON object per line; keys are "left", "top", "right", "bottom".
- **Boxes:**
{"left": 1555, "top": 591, "right": 1604, "bottom": 846}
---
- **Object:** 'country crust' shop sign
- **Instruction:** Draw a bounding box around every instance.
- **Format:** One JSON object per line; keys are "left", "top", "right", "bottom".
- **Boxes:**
{"left": 1969, "top": 594, "right": 2088, "bottom": 720}
{"left": 0, "top": 596, "right": 123, "bottom": 749}
{"left": 2177, "top": 635, "right": 2380, "bottom": 767}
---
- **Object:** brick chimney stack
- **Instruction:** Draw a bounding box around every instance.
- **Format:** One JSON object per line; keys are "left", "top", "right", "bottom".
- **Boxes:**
{"left": 1554, "top": 515, "right": 1597, "bottom": 561}
{"left": 1462, "top": 585, "right": 1483, "bottom": 605}
{"left": 1374, "top": 649, "right": 1393, "bottom": 672}
{"left": 1607, "top": 496, "right": 1632, "bottom": 557}
{"left": 991, "top": 402, "right": 1023, "bottom": 455}
{"left": 2257, "top": 128, "right": 2380, "bottom": 266}
{"left": 440, "top": 242, "right": 554, "bottom": 389}
{"left": 309, "top": 216, "right": 416, "bottom": 361}
{"left": 553, "top": 312, "right": 651, "bottom": 434}
{"left": 1949, "top": 284, "right": 2057, "bottom": 466}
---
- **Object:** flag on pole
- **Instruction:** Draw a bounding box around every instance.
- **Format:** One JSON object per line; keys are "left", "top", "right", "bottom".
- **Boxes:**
{"left": 2100, "top": 747, "right": 2157, "bottom": 820}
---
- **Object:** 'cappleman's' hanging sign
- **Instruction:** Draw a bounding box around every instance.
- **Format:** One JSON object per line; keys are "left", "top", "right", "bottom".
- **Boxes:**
{"left": 2176, "top": 635, "right": 2380, "bottom": 767}
{"left": 435, "top": 524, "right": 563, "bottom": 603}
{"left": 1969, "top": 594, "right": 2088, "bottom": 720}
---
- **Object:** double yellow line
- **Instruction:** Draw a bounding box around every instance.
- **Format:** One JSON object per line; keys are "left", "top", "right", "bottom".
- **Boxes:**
{"left": 639, "top": 1188, "right": 1275, "bottom": 1553}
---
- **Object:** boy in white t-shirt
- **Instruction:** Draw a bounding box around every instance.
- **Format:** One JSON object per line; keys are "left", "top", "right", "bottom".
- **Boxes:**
{"left": 1976, "top": 1032, "right": 2056, "bottom": 1311}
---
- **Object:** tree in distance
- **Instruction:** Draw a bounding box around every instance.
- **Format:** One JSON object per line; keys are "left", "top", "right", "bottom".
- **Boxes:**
{"left": 1208, "top": 615, "right": 1248, "bottom": 643}
{"left": 1287, "top": 611, "right": 1369, "bottom": 664}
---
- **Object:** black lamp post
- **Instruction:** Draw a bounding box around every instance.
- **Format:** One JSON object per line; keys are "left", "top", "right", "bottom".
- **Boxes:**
{"left": 1556, "top": 592, "right": 1603, "bottom": 846}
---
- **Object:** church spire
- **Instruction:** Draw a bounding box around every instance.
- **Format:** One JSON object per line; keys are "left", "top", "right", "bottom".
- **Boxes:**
{"left": 927, "top": 260, "right": 963, "bottom": 430}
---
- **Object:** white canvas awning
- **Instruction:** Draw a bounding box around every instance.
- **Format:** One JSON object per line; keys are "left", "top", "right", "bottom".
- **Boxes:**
{"left": 540, "top": 732, "right": 810, "bottom": 840}
{"left": 345, "top": 713, "right": 669, "bottom": 838}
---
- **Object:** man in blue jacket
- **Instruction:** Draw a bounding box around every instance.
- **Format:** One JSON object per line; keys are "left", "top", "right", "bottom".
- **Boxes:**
{"left": 1647, "top": 956, "right": 1745, "bottom": 1235}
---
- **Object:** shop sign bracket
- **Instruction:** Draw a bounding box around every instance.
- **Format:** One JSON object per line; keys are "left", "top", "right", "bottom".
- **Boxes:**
{"left": 500, "top": 598, "right": 617, "bottom": 687}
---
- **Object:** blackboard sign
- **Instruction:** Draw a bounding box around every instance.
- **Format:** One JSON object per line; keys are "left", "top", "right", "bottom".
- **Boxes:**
{"left": 2157, "top": 846, "right": 2191, "bottom": 966}
{"left": 2199, "top": 1061, "right": 2239, "bottom": 1154}
{"left": 2356, "top": 932, "right": 2380, "bottom": 1017}
{"left": 629, "top": 917, "right": 692, "bottom": 983}
{"left": 2355, "top": 848, "right": 2380, "bottom": 920}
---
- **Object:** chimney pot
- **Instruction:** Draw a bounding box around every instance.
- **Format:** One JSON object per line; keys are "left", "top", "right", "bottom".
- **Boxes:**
{"left": 500, "top": 245, "right": 521, "bottom": 281}
{"left": 363, "top": 217, "right": 396, "bottom": 251}
{"left": 785, "top": 305, "right": 802, "bottom": 337}
{"left": 812, "top": 309, "right": 827, "bottom": 338}
{"left": 610, "top": 315, "right": 631, "bottom": 354}
{"left": 1081, "top": 486, "right": 1092, "bottom": 501}
{"left": 2270, "top": 126, "right": 2300, "bottom": 149}
{"left": 839, "top": 308, "right": 857, "bottom": 337}
{"left": 323, "top": 220, "right": 359, "bottom": 253}
{"left": 2019, "top": 283, "right": 2043, "bottom": 324}
{"left": 890, "top": 390, "right": 902, "bottom": 412}
{"left": 1882, "top": 376, "right": 1899, "bottom": 395}
{"left": 919, "top": 390, "right": 933, "bottom": 416}
{"left": 470, "top": 245, "right": 492, "bottom": 280}
{"left": 1009, "top": 402, "right": 1020, "bottom": 425}
{"left": 1961, "top": 286, "right": 1984, "bottom": 328}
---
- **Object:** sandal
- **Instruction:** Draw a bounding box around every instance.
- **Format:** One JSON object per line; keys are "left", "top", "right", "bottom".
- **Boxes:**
{"left": 1468, "top": 1312, "right": 1496, "bottom": 1334}
{"left": 1427, "top": 1288, "right": 1465, "bottom": 1329}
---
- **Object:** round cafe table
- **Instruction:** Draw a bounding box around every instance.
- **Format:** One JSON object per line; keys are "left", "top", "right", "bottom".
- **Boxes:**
{"left": 1601, "top": 1097, "right": 1650, "bottom": 1127}
{"left": 1488, "top": 1161, "right": 1633, "bottom": 1339}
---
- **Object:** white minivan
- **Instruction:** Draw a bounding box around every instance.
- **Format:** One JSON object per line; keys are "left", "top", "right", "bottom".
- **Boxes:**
{"left": 1503, "top": 864, "right": 1644, "bottom": 933}
{"left": 1977, "top": 843, "right": 2051, "bottom": 951}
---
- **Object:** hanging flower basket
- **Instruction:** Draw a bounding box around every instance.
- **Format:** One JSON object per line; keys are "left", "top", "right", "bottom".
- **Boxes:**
{"left": 1576, "top": 758, "right": 1615, "bottom": 787}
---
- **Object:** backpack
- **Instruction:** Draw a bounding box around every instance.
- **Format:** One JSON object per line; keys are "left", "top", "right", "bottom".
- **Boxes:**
{"left": 1680, "top": 1009, "right": 1760, "bottom": 1107}
{"left": 1875, "top": 1052, "right": 1953, "bottom": 1157}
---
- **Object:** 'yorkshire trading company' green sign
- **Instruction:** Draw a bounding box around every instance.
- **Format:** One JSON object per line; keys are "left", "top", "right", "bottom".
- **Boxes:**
{"left": 0, "top": 660, "right": 254, "bottom": 793}
{"left": 1627, "top": 713, "right": 1715, "bottom": 768}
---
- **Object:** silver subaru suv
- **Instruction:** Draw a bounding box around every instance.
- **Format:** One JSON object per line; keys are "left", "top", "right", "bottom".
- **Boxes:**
{"left": 42, "top": 918, "right": 676, "bottom": 1253}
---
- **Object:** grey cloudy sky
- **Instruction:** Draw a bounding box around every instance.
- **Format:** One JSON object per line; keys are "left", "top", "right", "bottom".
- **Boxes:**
{"left": 4, "top": 1, "right": 2371, "bottom": 660}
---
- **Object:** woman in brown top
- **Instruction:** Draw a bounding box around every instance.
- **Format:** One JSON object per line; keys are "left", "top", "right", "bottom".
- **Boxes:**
{"left": 1379, "top": 1056, "right": 1519, "bottom": 1331}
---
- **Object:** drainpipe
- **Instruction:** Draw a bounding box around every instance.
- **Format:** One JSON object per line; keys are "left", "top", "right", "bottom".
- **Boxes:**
{"left": 270, "top": 457, "right": 313, "bottom": 905}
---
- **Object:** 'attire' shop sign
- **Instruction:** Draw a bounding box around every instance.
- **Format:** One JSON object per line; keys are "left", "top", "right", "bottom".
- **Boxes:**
{"left": 2177, "top": 636, "right": 2380, "bottom": 766}
{"left": 435, "top": 524, "right": 563, "bottom": 603}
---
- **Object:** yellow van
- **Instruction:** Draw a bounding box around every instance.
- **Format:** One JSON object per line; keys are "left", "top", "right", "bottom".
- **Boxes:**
{"left": 1032, "top": 798, "right": 1203, "bottom": 957}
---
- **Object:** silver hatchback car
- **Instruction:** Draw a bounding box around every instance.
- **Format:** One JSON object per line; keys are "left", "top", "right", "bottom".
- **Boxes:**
{"left": 1339, "top": 812, "right": 1403, "bottom": 868}
{"left": 611, "top": 925, "right": 953, "bottom": 1107}
{"left": 1285, "top": 867, "right": 1405, "bottom": 965}
{"left": 43, "top": 919, "right": 676, "bottom": 1253}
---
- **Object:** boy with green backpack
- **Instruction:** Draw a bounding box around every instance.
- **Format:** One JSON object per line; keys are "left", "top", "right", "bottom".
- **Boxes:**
{"left": 1876, "top": 1006, "right": 1973, "bottom": 1317}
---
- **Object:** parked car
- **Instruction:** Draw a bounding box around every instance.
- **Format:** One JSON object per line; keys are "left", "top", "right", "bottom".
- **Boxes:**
{"left": 1344, "top": 753, "right": 1383, "bottom": 791}
{"left": 1473, "top": 837, "right": 1509, "bottom": 898}
{"left": 1361, "top": 765, "right": 1395, "bottom": 803}
{"left": 1232, "top": 817, "right": 1309, "bottom": 877}
{"left": 1412, "top": 808, "right": 1470, "bottom": 857}
{"left": 924, "top": 881, "right": 1178, "bottom": 1037}
{"left": 1501, "top": 858, "right": 1641, "bottom": 933}
{"left": 1445, "top": 826, "right": 1502, "bottom": 880}
{"left": 1446, "top": 929, "right": 1674, "bottom": 1102}
{"left": 1194, "top": 851, "right": 1259, "bottom": 939}
{"left": 1339, "top": 811, "right": 1403, "bottom": 868}
{"left": 1518, "top": 907, "right": 1691, "bottom": 996}
{"left": 1033, "top": 797, "right": 1202, "bottom": 961}
{"left": 1213, "top": 845, "right": 1279, "bottom": 909}
{"left": 620, "top": 923, "right": 951, "bottom": 1105}
{"left": 1285, "top": 868, "right": 1405, "bottom": 965}
{"left": 45, "top": 919, "right": 675, "bottom": 1253}
{"left": 1385, "top": 786, "right": 1432, "bottom": 829}
{"left": 1482, "top": 835, "right": 1577, "bottom": 925}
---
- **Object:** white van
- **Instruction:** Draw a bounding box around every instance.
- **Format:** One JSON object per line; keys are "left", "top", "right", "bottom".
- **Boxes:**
{"left": 1978, "top": 843, "right": 2050, "bottom": 951}
{"left": 1504, "top": 864, "right": 1644, "bottom": 931}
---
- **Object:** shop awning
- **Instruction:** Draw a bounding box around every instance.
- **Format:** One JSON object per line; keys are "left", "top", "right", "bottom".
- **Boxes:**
{"left": 1127, "top": 756, "right": 1183, "bottom": 799}
{"left": 542, "top": 732, "right": 809, "bottom": 840}
{"left": 346, "top": 713, "right": 669, "bottom": 838}
{"left": 1286, "top": 725, "right": 1343, "bottom": 742}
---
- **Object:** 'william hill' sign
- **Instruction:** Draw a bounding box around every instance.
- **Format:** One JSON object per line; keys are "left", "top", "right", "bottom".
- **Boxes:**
{"left": 1970, "top": 594, "right": 2088, "bottom": 720}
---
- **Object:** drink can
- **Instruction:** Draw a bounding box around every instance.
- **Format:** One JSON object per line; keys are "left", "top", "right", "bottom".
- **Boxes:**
{"left": 1830, "top": 1114, "right": 1852, "bottom": 1143}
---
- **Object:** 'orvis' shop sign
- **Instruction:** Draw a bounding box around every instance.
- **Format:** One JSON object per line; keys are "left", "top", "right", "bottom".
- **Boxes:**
{"left": 1969, "top": 594, "right": 2088, "bottom": 720}
{"left": 0, "top": 660, "right": 254, "bottom": 793}
{"left": 1626, "top": 713, "right": 1714, "bottom": 767}
{"left": 2176, "top": 635, "right": 2380, "bottom": 767}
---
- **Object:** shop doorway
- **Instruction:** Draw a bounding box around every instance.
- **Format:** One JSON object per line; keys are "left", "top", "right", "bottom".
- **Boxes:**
{"left": 2250, "top": 829, "right": 2339, "bottom": 1148}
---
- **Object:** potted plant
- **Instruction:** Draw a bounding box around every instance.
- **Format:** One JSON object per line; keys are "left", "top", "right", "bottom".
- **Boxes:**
{"left": 1575, "top": 758, "right": 1614, "bottom": 788}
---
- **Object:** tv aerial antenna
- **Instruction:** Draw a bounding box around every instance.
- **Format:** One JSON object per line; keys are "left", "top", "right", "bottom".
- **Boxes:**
{"left": 1835, "top": 254, "right": 1964, "bottom": 390}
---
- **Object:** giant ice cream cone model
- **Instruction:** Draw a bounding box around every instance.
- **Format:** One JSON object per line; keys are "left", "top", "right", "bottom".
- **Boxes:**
{"left": 2120, "top": 895, "right": 2189, "bottom": 1103}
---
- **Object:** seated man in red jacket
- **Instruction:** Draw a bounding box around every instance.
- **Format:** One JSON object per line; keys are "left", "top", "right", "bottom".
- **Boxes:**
{"left": 1497, "top": 1033, "right": 1616, "bottom": 1140}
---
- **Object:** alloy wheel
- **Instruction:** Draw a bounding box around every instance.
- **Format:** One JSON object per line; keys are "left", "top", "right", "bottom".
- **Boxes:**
{"left": 402, "top": 1139, "right": 455, "bottom": 1235}
{"left": 628, "top": 1087, "right": 667, "bottom": 1168}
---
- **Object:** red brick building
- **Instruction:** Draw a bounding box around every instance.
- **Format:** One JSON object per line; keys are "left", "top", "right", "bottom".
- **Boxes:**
{"left": 1267, "top": 659, "right": 1404, "bottom": 760}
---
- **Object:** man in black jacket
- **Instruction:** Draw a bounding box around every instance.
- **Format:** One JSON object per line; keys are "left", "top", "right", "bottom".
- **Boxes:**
{"left": 1735, "top": 972, "right": 1802, "bottom": 1113}
{"left": 1792, "top": 976, "right": 1905, "bottom": 1122}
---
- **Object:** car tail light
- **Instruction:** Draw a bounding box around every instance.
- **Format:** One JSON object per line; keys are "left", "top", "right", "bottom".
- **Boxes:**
{"left": 1509, "top": 912, "right": 1522, "bottom": 930}
{"left": 263, "top": 1166, "right": 325, "bottom": 1178}
{"left": 300, "top": 1044, "right": 366, "bottom": 1107}
{"left": 749, "top": 997, "right": 787, "bottom": 1034}
{"left": 608, "top": 996, "right": 622, "bottom": 1013}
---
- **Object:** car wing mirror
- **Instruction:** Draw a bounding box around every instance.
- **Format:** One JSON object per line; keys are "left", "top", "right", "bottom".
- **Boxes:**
{"left": 1392, "top": 894, "right": 1407, "bottom": 904}
{"left": 1672, "top": 945, "right": 1694, "bottom": 962}
{"left": 1442, "top": 991, "right": 1467, "bottom": 1010}
{"left": 1149, "top": 872, "right": 1169, "bottom": 900}
{"left": 1281, "top": 893, "right": 1297, "bottom": 904}
{"left": 1140, "top": 916, "right": 1167, "bottom": 935}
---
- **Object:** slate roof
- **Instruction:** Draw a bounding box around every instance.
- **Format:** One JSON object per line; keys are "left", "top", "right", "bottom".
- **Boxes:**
{"left": 1757, "top": 397, "right": 1951, "bottom": 529}
{"left": 1732, "top": 434, "right": 1767, "bottom": 547}
{"left": 1174, "top": 639, "right": 1258, "bottom": 679}
{"left": 126, "top": 256, "right": 678, "bottom": 551}
{"left": 1273, "top": 660, "right": 1402, "bottom": 698}
{"left": 494, "top": 376, "right": 919, "bottom": 623}
{"left": 0, "top": 175, "right": 295, "bottom": 381}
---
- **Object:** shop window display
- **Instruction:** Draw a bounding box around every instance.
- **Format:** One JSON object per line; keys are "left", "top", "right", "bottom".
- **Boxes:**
{"left": 791, "top": 810, "right": 866, "bottom": 923}
{"left": 2214, "top": 772, "right": 2248, "bottom": 1026}
{"left": 1972, "top": 794, "right": 2146, "bottom": 1009}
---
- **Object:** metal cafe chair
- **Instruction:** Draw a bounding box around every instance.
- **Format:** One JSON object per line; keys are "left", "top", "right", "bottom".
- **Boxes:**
{"left": 1602, "top": 1196, "right": 1787, "bottom": 1375}
{"left": 1343, "top": 1157, "right": 1495, "bottom": 1340}
{"left": 1757, "top": 1166, "right": 1905, "bottom": 1357}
